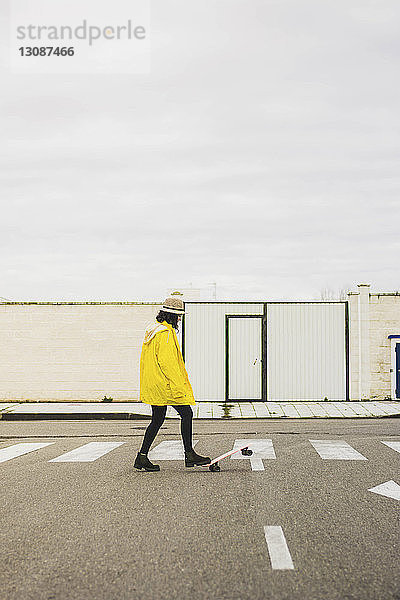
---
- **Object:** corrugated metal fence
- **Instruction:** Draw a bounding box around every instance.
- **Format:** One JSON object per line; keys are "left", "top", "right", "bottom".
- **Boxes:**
{"left": 184, "top": 302, "right": 347, "bottom": 401}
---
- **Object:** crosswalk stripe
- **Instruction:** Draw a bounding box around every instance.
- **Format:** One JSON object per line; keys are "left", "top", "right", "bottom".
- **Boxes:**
{"left": 381, "top": 441, "right": 400, "bottom": 454}
{"left": 310, "top": 440, "right": 367, "bottom": 460}
{"left": 0, "top": 442, "right": 55, "bottom": 463}
{"left": 231, "top": 439, "right": 276, "bottom": 471}
{"left": 148, "top": 440, "right": 199, "bottom": 460}
{"left": 2, "top": 438, "right": 396, "bottom": 465}
{"left": 263, "top": 526, "right": 294, "bottom": 570}
{"left": 49, "top": 442, "right": 125, "bottom": 462}
{"left": 249, "top": 458, "right": 265, "bottom": 471}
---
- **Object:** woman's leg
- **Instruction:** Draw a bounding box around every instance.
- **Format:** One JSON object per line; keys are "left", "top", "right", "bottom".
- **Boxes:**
{"left": 139, "top": 405, "right": 167, "bottom": 454}
{"left": 172, "top": 405, "right": 193, "bottom": 453}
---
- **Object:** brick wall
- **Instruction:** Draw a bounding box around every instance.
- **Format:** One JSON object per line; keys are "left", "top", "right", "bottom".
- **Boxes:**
{"left": 0, "top": 303, "right": 160, "bottom": 401}
{"left": 349, "top": 289, "right": 400, "bottom": 400}
{"left": 369, "top": 295, "right": 400, "bottom": 400}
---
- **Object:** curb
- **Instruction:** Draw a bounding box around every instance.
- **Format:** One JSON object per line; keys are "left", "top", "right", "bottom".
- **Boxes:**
{"left": 0, "top": 412, "right": 398, "bottom": 420}
{"left": 0, "top": 412, "right": 152, "bottom": 421}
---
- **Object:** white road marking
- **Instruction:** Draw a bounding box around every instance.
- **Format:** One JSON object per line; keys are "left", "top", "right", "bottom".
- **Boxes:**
{"left": 0, "top": 442, "right": 55, "bottom": 463}
{"left": 49, "top": 442, "right": 125, "bottom": 462}
{"left": 381, "top": 441, "right": 400, "bottom": 454}
{"left": 368, "top": 480, "right": 400, "bottom": 501}
{"left": 310, "top": 440, "right": 367, "bottom": 460}
{"left": 249, "top": 458, "right": 265, "bottom": 471}
{"left": 231, "top": 439, "right": 276, "bottom": 471}
{"left": 148, "top": 440, "right": 198, "bottom": 460}
{"left": 263, "top": 526, "right": 294, "bottom": 570}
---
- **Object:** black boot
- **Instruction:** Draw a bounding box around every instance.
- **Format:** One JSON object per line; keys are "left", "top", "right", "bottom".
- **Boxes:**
{"left": 185, "top": 449, "right": 211, "bottom": 467}
{"left": 134, "top": 452, "right": 160, "bottom": 472}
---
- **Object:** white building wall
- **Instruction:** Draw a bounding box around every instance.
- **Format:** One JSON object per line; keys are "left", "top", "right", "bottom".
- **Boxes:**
{"left": 4, "top": 290, "right": 398, "bottom": 403}
{"left": 0, "top": 303, "right": 160, "bottom": 401}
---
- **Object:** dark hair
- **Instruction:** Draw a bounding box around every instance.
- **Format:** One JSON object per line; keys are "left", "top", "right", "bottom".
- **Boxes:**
{"left": 156, "top": 310, "right": 180, "bottom": 331}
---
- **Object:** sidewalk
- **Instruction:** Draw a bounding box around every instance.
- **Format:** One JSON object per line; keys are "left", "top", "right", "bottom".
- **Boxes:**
{"left": 0, "top": 401, "right": 399, "bottom": 420}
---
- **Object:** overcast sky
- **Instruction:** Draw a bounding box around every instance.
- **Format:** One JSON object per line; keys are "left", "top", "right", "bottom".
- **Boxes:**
{"left": 1, "top": 0, "right": 399, "bottom": 302}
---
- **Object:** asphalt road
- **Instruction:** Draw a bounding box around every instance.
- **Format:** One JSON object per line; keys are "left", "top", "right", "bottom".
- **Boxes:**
{"left": 1, "top": 418, "right": 399, "bottom": 600}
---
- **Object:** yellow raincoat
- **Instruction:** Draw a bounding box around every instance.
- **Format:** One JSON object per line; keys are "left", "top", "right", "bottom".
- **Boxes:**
{"left": 139, "top": 321, "right": 195, "bottom": 406}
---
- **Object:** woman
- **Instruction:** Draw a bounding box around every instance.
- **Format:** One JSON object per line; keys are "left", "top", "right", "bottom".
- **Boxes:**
{"left": 134, "top": 296, "right": 210, "bottom": 472}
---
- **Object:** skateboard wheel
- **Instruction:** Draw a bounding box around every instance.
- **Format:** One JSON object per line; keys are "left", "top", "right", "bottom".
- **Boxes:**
{"left": 209, "top": 463, "right": 220, "bottom": 472}
{"left": 241, "top": 447, "right": 253, "bottom": 456}
{"left": 241, "top": 448, "right": 253, "bottom": 456}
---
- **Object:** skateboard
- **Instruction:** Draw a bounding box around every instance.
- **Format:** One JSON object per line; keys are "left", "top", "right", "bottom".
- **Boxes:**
{"left": 202, "top": 445, "right": 253, "bottom": 472}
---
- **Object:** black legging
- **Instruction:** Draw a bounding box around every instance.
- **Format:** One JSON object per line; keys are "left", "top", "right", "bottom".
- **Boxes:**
{"left": 140, "top": 405, "right": 193, "bottom": 454}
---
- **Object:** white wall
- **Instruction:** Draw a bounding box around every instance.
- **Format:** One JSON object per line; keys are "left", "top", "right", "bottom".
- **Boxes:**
{"left": 0, "top": 303, "right": 160, "bottom": 401}
{"left": 369, "top": 294, "right": 400, "bottom": 400}
{"left": 4, "top": 291, "right": 399, "bottom": 403}
{"left": 348, "top": 289, "right": 400, "bottom": 400}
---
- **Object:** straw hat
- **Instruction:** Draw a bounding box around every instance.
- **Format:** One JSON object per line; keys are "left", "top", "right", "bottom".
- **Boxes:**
{"left": 162, "top": 296, "right": 185, "bottom": 315}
